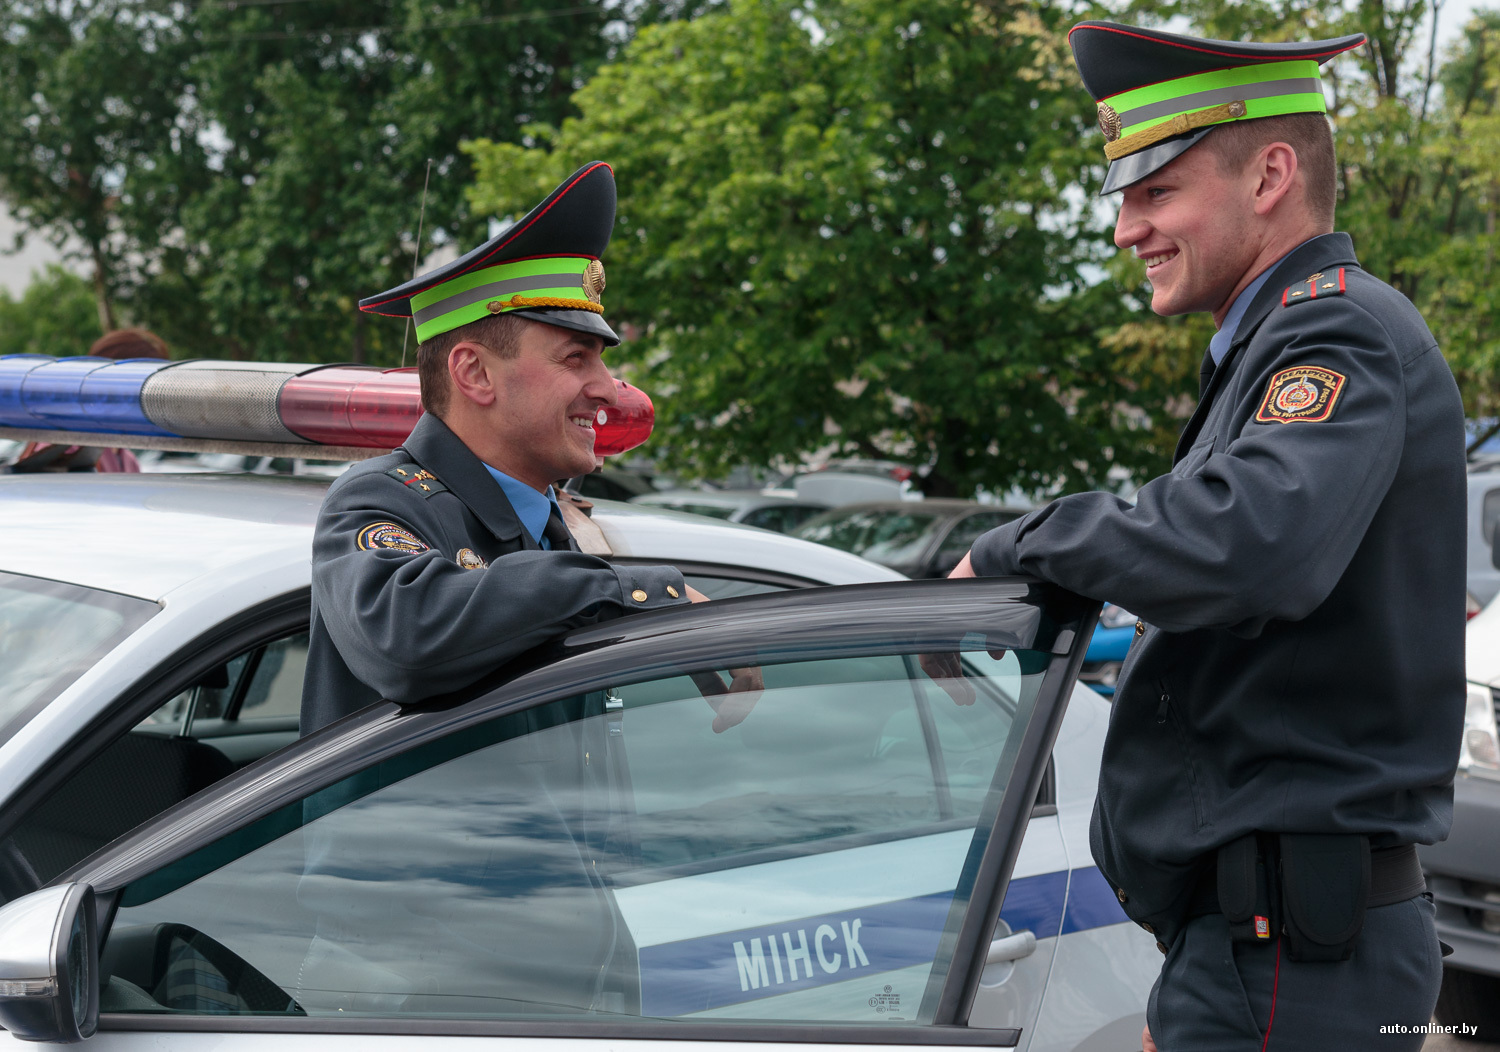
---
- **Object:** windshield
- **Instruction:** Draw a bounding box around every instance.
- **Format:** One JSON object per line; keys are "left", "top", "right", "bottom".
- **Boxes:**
{"left": 796, "top": 509, "right": 943, "bottom": 567}
{"left": 0, "top": 573, "right": 158, "bottom": 744}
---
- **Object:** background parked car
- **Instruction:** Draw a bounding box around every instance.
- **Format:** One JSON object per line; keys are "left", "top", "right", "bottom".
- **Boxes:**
{"left": 792, "top": 500, "right": 1026, "bottom": 579}
{"left": 630, "top": 489, "right": 831, "bottom": 534}
{"left": 1424, "top": 595, "right": 1500, "bottom": 1040}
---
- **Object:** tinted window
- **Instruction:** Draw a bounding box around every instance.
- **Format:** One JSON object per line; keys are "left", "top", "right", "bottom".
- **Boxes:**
{"left": 105, "top": 644, "right": 1045, "bottom": 1025}
{"left": 738, "top": 505, "right": 826, "bottom": 533}
{"left": 795, "top": 510, "right": 943, "bottom": 567}
{"left": 939, "top": 512, "right": 1018, "bottom": 556}
{"left": 0, "top": 573, "right": 156, "bottom": 744}
{"left": 2, "top": 631, "right": 306, "bottom": 895}
{"left": 1483, "top": 487, "right": 1500, "bottom": 545}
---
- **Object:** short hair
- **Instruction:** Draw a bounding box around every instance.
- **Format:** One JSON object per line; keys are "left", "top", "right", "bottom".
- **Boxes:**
{"left": 89, "top": 328, "right": 170, "bottom": 360}
{"left": 415, "top": 311, "right": 526, "bottom": 418}
{"left": 1202, "top": 113, "right": 1337, "bottom": 227}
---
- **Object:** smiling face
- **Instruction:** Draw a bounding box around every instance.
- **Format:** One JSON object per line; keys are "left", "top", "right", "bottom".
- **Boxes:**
{"left": 1113, "top": 142, "right": 1264, "bottom": 323}
{"left": 480, "top": 321, "right": 618, "bottom": 491}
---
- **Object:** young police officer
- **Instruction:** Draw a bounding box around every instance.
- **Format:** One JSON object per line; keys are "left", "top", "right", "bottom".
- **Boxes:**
{"left": 952, "top": 24, "right": 1466, "bottom": 1051}
{"left": 301, "top": 162, "right": 694, "bottom": 734}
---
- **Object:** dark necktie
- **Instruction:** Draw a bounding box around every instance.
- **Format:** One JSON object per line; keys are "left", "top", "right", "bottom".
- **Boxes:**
{"left": 541, "top": 504, "right": 573, "bottom": 551}
{"left": 1199, "top": 347, "right": 1217, "bottom": 396}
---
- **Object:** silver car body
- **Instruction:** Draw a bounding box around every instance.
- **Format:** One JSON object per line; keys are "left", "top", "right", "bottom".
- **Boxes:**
{"left": 0, "top": 473, "right": 1152, "bottom": 1051}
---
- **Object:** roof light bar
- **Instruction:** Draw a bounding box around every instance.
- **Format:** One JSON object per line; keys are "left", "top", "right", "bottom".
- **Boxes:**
{"left": 0, "top": 355, "right": 656, "bottom": 460}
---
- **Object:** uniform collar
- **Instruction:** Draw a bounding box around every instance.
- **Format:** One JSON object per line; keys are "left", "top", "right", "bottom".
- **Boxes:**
{"left": 398, "top": 413, "right": 525, "bottom": 542}
{"left": 1226, "top": 232, "right": 1358, "bottom": 355}
{"left": 481, "top": 464, "right": 557, "bottom": 547}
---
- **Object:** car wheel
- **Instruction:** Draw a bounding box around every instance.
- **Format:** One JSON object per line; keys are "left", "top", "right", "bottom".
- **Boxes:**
{"left": 1435, "top": 967, "right": 1500, "bottom": 1039}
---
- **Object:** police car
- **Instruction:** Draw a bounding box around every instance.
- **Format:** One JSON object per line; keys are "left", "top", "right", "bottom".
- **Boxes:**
{"left": 0, "top": 356, "right": 1154, "bottom": 1050}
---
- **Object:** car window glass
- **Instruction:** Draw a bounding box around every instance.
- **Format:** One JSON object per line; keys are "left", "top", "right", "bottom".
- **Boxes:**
{"left": 0, "top": 573, "right": 156, "bottom": 745}
{"left": 0, "top": 630, "right": 307, "bottom": 898}
{"left": 1482, "top": 487, "right": 1500, "bottom": 545}
{"left": 796, "top": 510, "right": 942, "bottom": 565}
{"left": 681, "top": 574, "right": 789, "bottom": 600}
{"left": 104, "top": 643, "right": 1046, "bottom": 1026}
{"left": 740, "top": 505, "right": 824, "bottom": 533}
{"left": 236, "top": 633, "right": 310, "bottom": 721}
{"left": 940, "top": 513, "right": 1016, "bottom": 555}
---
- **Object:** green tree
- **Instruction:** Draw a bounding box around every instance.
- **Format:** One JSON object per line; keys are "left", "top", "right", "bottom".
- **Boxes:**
{"left": 468, "top": 0, "right": 1149, "bottom": 497}
{"left": 138, "top": 0, "right": 712, "bottom": 364}
{"left": 0, "top": 264, "right": 98, "bottom": 357}
{"left": 0, "top": 0, "right": 208, "bottom": 334}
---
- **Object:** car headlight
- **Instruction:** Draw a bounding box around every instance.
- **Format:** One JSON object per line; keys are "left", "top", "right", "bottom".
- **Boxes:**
{"left": 1460, "top": 683, "right": 1500, "bottom": 779}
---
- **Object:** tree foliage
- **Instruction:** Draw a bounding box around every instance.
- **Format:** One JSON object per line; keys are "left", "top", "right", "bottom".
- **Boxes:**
{"left": 0, "top": 0, "right": 206, "bottom": 332}
{"left": 0, "top": 0, "right": 701, "bottom": 362}
{"left": 468, "top": 0, "right": 1157, "bottom": 496}
{"left": 0, "top": 264, "right": 97, "bottom": 357}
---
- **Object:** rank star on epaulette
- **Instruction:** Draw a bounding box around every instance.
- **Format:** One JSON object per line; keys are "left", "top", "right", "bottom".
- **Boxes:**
{"left": 1283, "top": 268, "right": 1346, "bottom": 306}
{"left": 385, "top": 465, "right": 449, "bottom": 497}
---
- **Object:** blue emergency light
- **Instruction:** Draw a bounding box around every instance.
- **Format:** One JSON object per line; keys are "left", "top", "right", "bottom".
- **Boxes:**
{"left": 0, "top": 353, "right": 655, "bottom": 456}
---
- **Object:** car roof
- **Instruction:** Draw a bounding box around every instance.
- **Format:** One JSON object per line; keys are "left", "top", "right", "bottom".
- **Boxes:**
{"left": 0, "top": 472, "right": 901, "bottom": 601}
{"left": 0, "top": 473, "right": 326, "bottom": 600}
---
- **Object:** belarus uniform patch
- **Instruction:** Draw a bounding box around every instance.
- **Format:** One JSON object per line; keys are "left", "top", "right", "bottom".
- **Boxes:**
{"left": 356, "top": 522, "right": 429, "bottom": 552}
{"left": 1255, "top": 365, "right": 1347, "bottom": 424}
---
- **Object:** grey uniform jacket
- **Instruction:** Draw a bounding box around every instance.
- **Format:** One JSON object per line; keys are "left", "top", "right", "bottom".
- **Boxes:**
{"left": 300, "top": 413, "right": 687, "bottom": 734}
{"left": 970, "top": 233, "right": 1467, "bottom": 937}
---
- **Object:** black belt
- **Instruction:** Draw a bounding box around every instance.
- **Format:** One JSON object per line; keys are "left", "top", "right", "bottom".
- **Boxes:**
{"left": 1189, "top": 842, "right": 1425, "bottom": 917}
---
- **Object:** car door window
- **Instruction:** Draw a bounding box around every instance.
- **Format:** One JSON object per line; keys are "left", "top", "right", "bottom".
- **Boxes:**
{"left": 101, "top": 638, "right": 1049, "bottom": 1026}
{"left": 0, "top": 631, "right": 308, "bottom": 891}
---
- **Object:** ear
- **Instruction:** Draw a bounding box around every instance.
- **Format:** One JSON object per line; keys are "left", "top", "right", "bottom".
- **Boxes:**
{"left": 448, "top": 341, "right": 500, "bottom": 407}
{"left": 1252, "top": 141, "right": 1300, "bottom": 218}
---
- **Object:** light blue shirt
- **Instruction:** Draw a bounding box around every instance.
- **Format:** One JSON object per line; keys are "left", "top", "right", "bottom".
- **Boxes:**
{"left": 482, "top": 464, "right": 560, "bottom": 549}
{"left": 1208, "top": 238, "right": 1317, "bottom": 366}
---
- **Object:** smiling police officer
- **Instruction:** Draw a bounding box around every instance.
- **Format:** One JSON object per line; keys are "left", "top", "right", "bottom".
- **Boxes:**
{"left": 950, "top": 23, "right": 1466, "bottom": 1051}
{"left": 301, "top": 162, "right": 695, "bottom": 735}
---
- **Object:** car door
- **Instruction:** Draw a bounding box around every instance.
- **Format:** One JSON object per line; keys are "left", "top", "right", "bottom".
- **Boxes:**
{"left": 11, "top": 578, "right": 1097, "bottom": 1050}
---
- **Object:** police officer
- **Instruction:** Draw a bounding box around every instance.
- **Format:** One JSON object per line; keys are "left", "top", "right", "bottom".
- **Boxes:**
{"left": 951, "top": 24, "right": 1466, "bottom": 1051}
{"left": 302, "top": 161, "right": 697, "bottom": 734}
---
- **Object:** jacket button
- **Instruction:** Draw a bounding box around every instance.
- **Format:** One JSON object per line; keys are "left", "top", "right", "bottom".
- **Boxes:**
{"left": 1135, "top": 620, "right": 1146, "bottom": 636}
{"left": 631, "top": 589, "right": 648, "bottom": 603}
{"left": 1140, "top": 922, "right": 1155, "bottom": 934}
{"left": 1156, "top": 940, "right": 1169, "bottom": 955}
{"left": 1116, "top": 888, "right": 1128, "bottom": 903}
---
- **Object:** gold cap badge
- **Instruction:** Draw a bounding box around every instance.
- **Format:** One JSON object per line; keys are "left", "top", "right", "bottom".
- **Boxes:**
{"left": 583, "top": 260, "right": 607, "bottom": 304}
{"left": 1098, "top": 102, "right": 1122, "bottom": 143}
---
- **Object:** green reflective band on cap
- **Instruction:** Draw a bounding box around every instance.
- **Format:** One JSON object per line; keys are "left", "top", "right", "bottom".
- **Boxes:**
{"left": 410, "top": 256, "right": 596, "bottom": 343}
{"left": 1107, "top": 59, "right": 1324, "bottom": 141}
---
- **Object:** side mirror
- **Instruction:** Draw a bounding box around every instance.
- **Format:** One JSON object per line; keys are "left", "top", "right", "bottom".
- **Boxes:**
{"left": 0, "top": 883, "right": 98, "bottom": 1042}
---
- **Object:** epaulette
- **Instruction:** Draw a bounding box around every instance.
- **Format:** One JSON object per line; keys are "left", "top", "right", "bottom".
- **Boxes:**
{"left": 385, "top": 465, "right": 449, "bottom": 497}
{"left": 1283, "top": 268, "right": 1345, "bottom": 307}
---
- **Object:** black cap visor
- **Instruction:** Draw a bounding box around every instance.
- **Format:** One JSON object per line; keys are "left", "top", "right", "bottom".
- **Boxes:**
{"left": 510, "top": 308, "right": 621, "bottom": 347}
{"left": 1101, "top": 127, "right": 1215, "bottom": 195}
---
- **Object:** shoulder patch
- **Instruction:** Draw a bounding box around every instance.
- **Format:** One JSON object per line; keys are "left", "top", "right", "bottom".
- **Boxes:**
{"left": 1255, "top": 365, "right": 1347, "bottom": 424}
{"left": 385, "top": 465, "right": 449, "bottom": 497}
{"left": 1282, "top": 268, "right": 1346, "bottom": 307}
{"left": 357, "top": 522, "right": 430, "bottom": 552}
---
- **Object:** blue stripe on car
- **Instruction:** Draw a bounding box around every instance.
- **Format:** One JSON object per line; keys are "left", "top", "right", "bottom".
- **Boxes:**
{"left": 636, "top": 868, "right": 1130, "bottom": 1017}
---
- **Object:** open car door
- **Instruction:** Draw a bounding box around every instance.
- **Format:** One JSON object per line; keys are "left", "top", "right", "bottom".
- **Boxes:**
{"left": 2, "top": 577, "right": 1098, "bottom": 1049}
